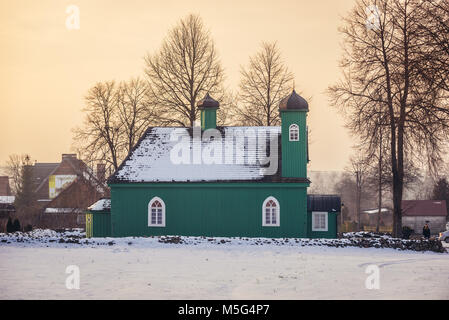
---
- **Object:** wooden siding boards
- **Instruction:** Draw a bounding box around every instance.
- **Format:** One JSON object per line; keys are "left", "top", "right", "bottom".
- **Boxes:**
{"left": 92, "top": 211, "right": 112, "bottom": 237}
{"left": 100, "top": 91, "right": 341, "bottom": 239}
{"left": 110, "top": 182, "right": 309, "bottom": 238}
{"left": 307, "top": 212, "right": 338, "bottom": 239}
{"left": 201, "top": 109, "right": 217, "bottom": 130}
{"left": 280, "top": 111, "right": 307, "bottom": 178}
{"left": 86, "top": 210, "right": 111, "bottom": 238}
{"left": 306, "top": 195, "right": 341, "bottom": 238}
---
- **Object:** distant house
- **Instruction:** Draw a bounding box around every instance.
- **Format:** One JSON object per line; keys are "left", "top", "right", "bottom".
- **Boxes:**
{"left": 0, "top": 176, "right": 15, "bottom": 232}
{"left": 402, "top": 200, "right": 448, "bottom": 234}
{"left": 30, "top": 154, "right": 108, "bottom": 229}
{"left": 360, "top": 208, "right": 392, "bottom": 231}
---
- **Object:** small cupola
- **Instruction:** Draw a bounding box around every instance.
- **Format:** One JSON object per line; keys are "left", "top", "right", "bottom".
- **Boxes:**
{"left": 278, "top": 90, "right": 308, "bottom": 111}
{"left": 197, "top": 93, "right": 219, "bottom": 130}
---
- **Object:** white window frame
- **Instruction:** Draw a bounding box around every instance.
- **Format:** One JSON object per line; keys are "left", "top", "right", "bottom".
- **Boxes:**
{"left": 312, "top": 211, "right": 328, "bottom": 232}
{"left": 262, "top": 196, "right": 280, "bottom": 227}
{"left": 289, "top": 124, "right": 299, "bottom": 141}
{"left": 148, "top": 197, "right": 166, "bottom": 227}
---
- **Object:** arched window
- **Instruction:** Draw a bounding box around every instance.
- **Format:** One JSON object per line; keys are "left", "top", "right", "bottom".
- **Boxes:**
{"left": 289, "top": 124, "right": 299, "bottom": 141}
{"left": 262, "top": 196, "right": 280, "bottom": 227}
{"left": 148, "top": 197, "right": 165, "bottom": 227}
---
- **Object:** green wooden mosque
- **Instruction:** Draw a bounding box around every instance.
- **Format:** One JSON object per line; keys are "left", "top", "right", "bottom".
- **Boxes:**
{"left": 86, "top": 90, "right": 341, "bottom": 239}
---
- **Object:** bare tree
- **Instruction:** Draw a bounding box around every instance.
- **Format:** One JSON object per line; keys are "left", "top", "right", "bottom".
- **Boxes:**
{"left": 335, "top": 171, "right": 376, "bottom": 227}
{"left": 328, "top": 0, "right": 449, "bottom": 237}
{"left": 116, "top": 77, "right": 156, "bottom": 153}
{"left": 347, "top": 149, "right": 371, "bottom": 231}
{"left": 5, "top": 154, "right": 30, "bottom": 195}
{"left": 144, "top": 14, "right": 225, "bottom": 127}
{"left": 73, "top": 79, "right": 157, "bottom": 173}
{"left": 73, "top": 81, "right": 123, "bottom": 172}
{"left": 235, "top": 42, "right": 294, "bottom": 126}
{"left": 418, "top": 0, "right": 449, "bottom": 92}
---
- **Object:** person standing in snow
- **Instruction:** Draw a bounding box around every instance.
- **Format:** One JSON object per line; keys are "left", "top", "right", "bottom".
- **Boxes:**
{"left": 422, "top": 223, "right": 431, "bottom": 239}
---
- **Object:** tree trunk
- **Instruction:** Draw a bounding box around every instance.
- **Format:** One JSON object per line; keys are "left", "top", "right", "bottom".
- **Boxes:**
{"left": 356, "top": 170, "right": 361, "bottom": 232}
{"left": 377, "top": 119, "right": 382, "bottom": 233}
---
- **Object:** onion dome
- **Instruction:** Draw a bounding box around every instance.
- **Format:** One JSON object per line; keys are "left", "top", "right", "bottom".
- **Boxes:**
{"left": 279, "top": 90, "right": 308, "bottom": 111}
{"left": 197, "top": 93, "right": 220, "bottom": 109}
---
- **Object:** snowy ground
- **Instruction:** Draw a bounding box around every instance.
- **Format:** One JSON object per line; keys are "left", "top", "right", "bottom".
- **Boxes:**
{"left": 0, "top": 230, "right": 448, "bottom": 299}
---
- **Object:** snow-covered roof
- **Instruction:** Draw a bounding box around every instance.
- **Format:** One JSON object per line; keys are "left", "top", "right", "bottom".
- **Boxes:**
{"left": 362, "top": 208, "right": 390, "bottom": 214}
{"left": 109, "top": 127, "right": 308, "bottom": 184}
{"left": 88, "top": 199, "right": 111, "bottom": 211}
{"left": 44, "top": 208, "right": 84, "bottom": 214}
{"left": 0, "top": 196, "right": 15, "bottom": 204}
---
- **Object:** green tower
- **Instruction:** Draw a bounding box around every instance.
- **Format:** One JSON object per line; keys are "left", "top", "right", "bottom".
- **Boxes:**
{"left": 197, "top": 93, "right": 219, "bottom": 130}
{"left": 279, "top": 90, "right": 309, "bottom": 178}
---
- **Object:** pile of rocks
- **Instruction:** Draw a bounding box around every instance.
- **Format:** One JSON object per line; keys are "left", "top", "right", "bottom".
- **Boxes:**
{"left": 158, "top": 236, "right": 183, "bottom": 244}
{"left": 0, "top": 229, "right": 446, "bottom": 253}
{"left": 338, "top": 232, "right": 446, "bottom": 253}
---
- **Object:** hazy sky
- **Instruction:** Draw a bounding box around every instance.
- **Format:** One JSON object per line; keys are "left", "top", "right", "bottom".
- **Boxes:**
{"left": 0, "top": 0, "right": 357, "bottom": 171}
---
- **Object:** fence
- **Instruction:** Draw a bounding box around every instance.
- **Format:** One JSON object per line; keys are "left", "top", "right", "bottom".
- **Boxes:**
{"left": 339, "top": 221, "right": 392, "bottom": 233}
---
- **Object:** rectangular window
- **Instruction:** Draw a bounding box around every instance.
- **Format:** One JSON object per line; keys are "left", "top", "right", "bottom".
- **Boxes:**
{"left": 312, "top": 212, "right": 328, "bottom": 232}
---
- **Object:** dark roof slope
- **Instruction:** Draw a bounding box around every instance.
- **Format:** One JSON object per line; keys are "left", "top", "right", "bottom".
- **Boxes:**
{"left": 279, "top": 90, "right": 309, "bottom": 111}
{"left": 402, "top": 200, "right": 447, "bottom": 217}
{"left": 32, "top": 163, "right": 59, "bottom": 191}
{"left": 197, "top": 93, "right": 220, "bottom": 109}
{"left": 307, "top": 195, "right": 341, "bottom": 212}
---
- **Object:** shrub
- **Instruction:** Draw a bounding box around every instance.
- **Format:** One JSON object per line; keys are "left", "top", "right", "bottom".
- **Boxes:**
{"left": 12, "top": 219, "right": 21, "bottom": 232}
{"left": 6, "top": 218, "right": 14, "bottom": 233}
{"left": 402, "top": 226, "right": 413, "bottom": 239}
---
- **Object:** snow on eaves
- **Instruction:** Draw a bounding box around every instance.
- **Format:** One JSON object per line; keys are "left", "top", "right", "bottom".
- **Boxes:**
{"left": 88, "top": 198, "right": 111, "bottom": 211}
{"left": 111, "top": 126, "right": 281, "bottom": 183}
{"left": 44, "top": 208, "right": 84, "bottom": 214}
{"left": 362, "top": 208, "right": 390, "bottom": 214}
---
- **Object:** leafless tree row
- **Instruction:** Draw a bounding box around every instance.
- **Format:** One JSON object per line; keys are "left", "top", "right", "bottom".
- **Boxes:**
{"left": 73, "top": 14, "right": 297, "bottom": 174}
{"left": 329, "top": 0, "right": 449, "bottom": 236}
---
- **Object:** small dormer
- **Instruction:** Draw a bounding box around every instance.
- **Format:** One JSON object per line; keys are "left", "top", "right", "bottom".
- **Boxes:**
{"left": 197, "top": 93, "right": 219, "bottom": 130}
{"left": 279, "top": 90, "right": 309, "bottom": 178}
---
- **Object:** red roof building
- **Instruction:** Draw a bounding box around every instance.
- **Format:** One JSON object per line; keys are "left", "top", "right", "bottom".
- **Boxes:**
{"left": 402, "top": 200, "right": 448, "bottom": 234}
{"left": 402, "top": 200, "right": 447, "bottom": 217}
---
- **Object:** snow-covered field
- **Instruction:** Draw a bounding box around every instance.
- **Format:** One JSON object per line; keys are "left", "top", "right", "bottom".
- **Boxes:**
{"left": 0, "top": 230, "right": 448, "bottom": 300}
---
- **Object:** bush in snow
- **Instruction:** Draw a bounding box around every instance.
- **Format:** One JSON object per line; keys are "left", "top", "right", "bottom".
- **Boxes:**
{"left": 402, "top": 226, "right": 413, "bottom": 239}
{"left": 6, "top": 218, "right": 14, "bottom": 233}
{"left": 13, "top": 219, "right": 21, "bottom": 232}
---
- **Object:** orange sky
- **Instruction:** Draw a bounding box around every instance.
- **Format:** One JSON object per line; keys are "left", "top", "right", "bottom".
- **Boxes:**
{"left": 0, "top": 0, "right": 356, "bottom": 171}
